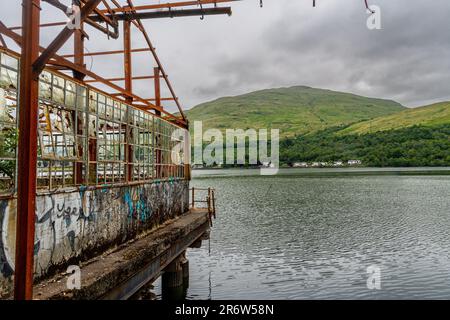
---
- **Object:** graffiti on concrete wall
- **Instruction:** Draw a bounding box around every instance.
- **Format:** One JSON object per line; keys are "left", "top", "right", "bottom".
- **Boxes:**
{"left": 0, "top": 180, "right": 189, "bottom": 297}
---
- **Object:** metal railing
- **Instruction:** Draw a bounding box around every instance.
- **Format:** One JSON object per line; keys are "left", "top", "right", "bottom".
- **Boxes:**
{"left": 190, "top": 187, "right": 216, "bottom": 226}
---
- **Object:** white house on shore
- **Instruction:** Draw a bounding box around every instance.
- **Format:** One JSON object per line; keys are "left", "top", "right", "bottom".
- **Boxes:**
{"left": 348, "top": 160, "right": 362, "bottom": 166}
{"left": 293, "top": 162, "right": 308, "bottom": 168}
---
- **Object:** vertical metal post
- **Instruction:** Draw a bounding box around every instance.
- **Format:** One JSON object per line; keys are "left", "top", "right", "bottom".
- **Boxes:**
{"left": 14, "top": 0, "right": 41, "bottom": 300}
{"left": 191, "top": 187, "right": 195, "bottom": 208}
{"left": 211, "top": 189, "right": 216, "bottom": 218}
{"left": 207, "top": 187, "right": 211, "bottom": 213}
{"left": 154, "top": 67, "right": 161, "bottom": 112}
{"left": 154, "top": 66, "right": 162, "bottom": 178}
{"left": 123, "top": 19, "right": 132, "bottom": 101}
{"left": 73, "top": 18, "right": 85, "bottom": 80}
{"left": 74, "top": 16, "right": 85, "bottom": 185}
{"left": 124, "top": 19, "right": 133, "bottom": 182}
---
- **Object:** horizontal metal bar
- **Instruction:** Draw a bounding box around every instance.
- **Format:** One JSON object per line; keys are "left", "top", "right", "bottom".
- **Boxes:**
{"left": 0, "top": 28, "right": 185, "bottom": 125}
{"left": 33, "top": 0, "right": 104, "bottom": 77}
{"left": 145, "top": 97, "right": 178, "bottom": 101}
{"left": 9, "top": 19, "right": 119, "bottom": 39}
{"left": 100, "top": 0, "right": 240, "bottom": 13}
{"left": 84, "top": 75, "right": 155, "bottom": 83}
{"left": 90, "top": 7, "right": 232, "bottom": 22}
{"left": 60, "top": 48, "right": 151, "bottom": 58}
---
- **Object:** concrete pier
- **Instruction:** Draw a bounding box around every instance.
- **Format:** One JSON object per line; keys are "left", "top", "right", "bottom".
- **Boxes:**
{"left": 162, "top": 252, "right": 187, "bottom": 300}
{"left": 32, "top": 209, "right": 210, "bottom": 300}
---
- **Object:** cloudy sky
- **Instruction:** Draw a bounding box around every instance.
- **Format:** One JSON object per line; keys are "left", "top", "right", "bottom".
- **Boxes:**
{"left": 1, "top": 0, "right": 450, "bottom": 112}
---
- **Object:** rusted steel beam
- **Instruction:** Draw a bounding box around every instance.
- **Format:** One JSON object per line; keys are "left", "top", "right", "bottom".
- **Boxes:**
{"left": 0, "top": 24, "right": 184, "bottom": 124}
{"left": 79, "top": 0, "right": 116, "bottom": 26}
{"left": 43, "top": 0, "right": 115, "bottom": 27}
{"left": 125, "top": 0, "right": 187, "bottom": 123}
{"left": 0, "top": 23, "right": 154, "bottom": 107}
{"left": 145, "top": 97, "right": 178, "bottom": 102}
{"left": 101, "top": 0, "right": 114, "bottom": 14}
{"left": 32, "top": 0, "right": 103, "bottom": 77}
{"left": 84, "top": 75, "right": 155, "bottom": 83}
{"left": 0, "top": 33, "right": 6, "bottom": 47}
{"left": 123, "top": 17, "right": 133, "bottom": 182}
{"left": 42, "top": 0, "right": 66, "bottom": 12}
{"left": 0, "top": 9, "right": 187, "bottom": 127}
{"left": 154, "top": 67, "right": 162, "bottom": 111}
{"left": 91, "top": 7, "right": 232, "bottom": 21}
{"left": 73, "top": 23, "right": 85, "bottom": 80}
{"left": 100, "top": 0, "right": 240, "bottom": 13}
{"left": 37, "top": 0, "right": 119, "bottom": 37}
{"left": 9, "top": 21, "right": 66, "bottom": 30}
{"left": 154, "top": 67, "right": 162, "bottom": 177}
{"left": 48, "top": 58, "right": 168, "bottom": 112}
{"left": 73, "top": 18, "right": 85, "bottom": 185}
{"left": 10, "top": 19, "right": 118, "bottom": 38}
{"left": 123, "top": 19, "right": 133, "bottom": 102}
{"left": 14, "top": 0, "right": 41, "bottom": 301}
{"left": 60, "top": 47, "right": 151, "bottom": 58}
{"left": 0, "top": 21, "right": 23, "bottom": 46}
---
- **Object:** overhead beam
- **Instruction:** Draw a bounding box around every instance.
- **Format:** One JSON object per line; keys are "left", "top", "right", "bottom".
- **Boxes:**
{"left": 39, "top": 0, "right": 119, "bottom": 38}
{"left": 60, "top": 47, "right": 151, "bottom": 58}
{"left": 99, "top": 0, "right": 240, "bottom": 13}
{"left": 123, "top": 0, "right": 187, "bottom": 122}
{"left": 90, "top": 7, "right": 232, "bottom": 21}
{"left": 78, "top": 0, "right": 116, "bottom": 26}
{"left": 32, "top": 0, "right": 103, "bottom": 77}
{"left": 84, "top": 75, "right": 155, "bottom": 83}
{"left": 0, "top": 22, "right": 186, "bottom": 126}
{"left": 43, "top": 0, "right": 115, "bottom": 27}
{"left": 145, "top": 97, "right": 178, "bottom": 102}
{"left": 0, "top": 34, "right": 6, "bottom": 47}
{"left": 9, "top": 19, "right": 118, "bottom": 38}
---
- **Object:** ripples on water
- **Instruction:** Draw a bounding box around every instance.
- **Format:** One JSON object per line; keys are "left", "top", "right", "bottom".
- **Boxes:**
{"left": 155, "top": 168, "right": 450, "bottom": 299}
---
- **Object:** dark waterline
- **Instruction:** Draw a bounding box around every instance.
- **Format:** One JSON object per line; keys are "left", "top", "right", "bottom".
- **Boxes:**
{"left": 155, "top": 168, "right": 450, "bottom": 299}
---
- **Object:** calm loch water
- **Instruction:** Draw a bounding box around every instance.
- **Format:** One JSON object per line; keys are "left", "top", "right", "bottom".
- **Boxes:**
{"left": 156, "top": 168, "right": 450, "bottom": 299}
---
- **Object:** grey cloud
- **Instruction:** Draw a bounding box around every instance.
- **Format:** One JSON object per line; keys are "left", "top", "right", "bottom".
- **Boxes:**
{"left": 193, "top": 0, "right": 450, "bottom": 107}
{"left": 1, "top": 0, "right": 449, "bottom": 111}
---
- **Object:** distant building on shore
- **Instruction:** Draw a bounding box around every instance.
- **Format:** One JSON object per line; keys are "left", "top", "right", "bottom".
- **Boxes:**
{"left": 348, "top": 160, "right": 362, "bottom": 166}
{"left": 293, "top": 162, "right": 308, "bottom": 168}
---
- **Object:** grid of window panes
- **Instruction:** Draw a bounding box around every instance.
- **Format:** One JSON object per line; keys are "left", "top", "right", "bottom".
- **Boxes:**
{"left": 129, "top": 108, "right": 154, "bottom": 181}
{"left": 0, "top": 49, "right": 187, "bottom": 192}
{"left": 37, "top": 71, "right": 88, "bottom": 189}
{"left": 89, "top": 91, "right": 127, "bottom": 185}
{"left": 0, "top": 52, "right": 19, "bottom": 193}
{"left": 154, "top": 117, "right": 185, "bottom": 179}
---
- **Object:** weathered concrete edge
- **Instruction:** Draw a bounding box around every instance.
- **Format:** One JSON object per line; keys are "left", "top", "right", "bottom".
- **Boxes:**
{"left": 33, "top": 210, "right": 209, "bottom": 300}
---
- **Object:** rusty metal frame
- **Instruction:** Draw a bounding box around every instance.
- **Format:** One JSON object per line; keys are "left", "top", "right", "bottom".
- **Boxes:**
{"left": 14, "top": 0, "right": 41, "bottom": 301}
{"left": 0, "top": 0, "right": 241, "bottom": 300}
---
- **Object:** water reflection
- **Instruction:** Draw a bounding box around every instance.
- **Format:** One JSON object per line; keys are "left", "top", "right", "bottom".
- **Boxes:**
{"left": 154, "top": 168, "right": 450, "bottom": 300}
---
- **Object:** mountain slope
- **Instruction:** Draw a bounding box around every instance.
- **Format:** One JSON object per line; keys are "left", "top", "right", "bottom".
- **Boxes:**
{"left": 281, "top": 124, "right": 450, "bottom": 167}
{"left": 338, "top": 101, "right": 450, "bottom": 135}
{"left": 280, "top": 101, "right": 450, "bottom": 167}
{"left": 186, "top": 86, "right": 405, "bottom": 137}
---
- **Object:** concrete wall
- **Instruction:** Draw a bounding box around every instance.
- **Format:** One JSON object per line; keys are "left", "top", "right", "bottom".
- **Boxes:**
{"left": 0, "top": 180, "right": 189, "bottom": 298}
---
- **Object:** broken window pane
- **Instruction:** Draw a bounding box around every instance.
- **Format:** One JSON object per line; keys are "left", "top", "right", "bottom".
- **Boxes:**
{"left": 1, "top": 54, "right": 18, "bottom": 70}
{"left": 52, "top": 75, "right": 65, "bottom": 104}
{"left": 0, "top": 67, "right": 18, "bottom": 89}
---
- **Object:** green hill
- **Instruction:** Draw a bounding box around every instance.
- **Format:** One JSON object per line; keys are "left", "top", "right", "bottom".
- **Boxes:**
{"left": 186, "top": 86, "right": 405, "bottom": 137}
{"left": 339, "top": 101, "right": 450, "bottom": 135}
{"left": 280, "top": 101, "right": 450, "bottom": 167}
